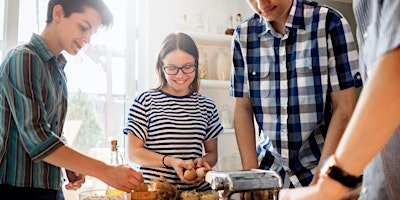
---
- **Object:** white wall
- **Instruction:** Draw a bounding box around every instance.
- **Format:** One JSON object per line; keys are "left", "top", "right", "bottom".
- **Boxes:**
{"left": 135, "top": 0, "right": 253, "bottom": 92}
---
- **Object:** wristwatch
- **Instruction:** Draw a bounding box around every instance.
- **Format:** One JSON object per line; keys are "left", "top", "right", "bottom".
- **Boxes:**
{"left": 319, "top": 155, "right": 363, "bottom": 188}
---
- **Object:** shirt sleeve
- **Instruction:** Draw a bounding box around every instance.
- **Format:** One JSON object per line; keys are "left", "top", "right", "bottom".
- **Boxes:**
{"left": 326, "top": 9, "right": 363, "bottom": 91}
{"left": 123, "top": 92, "right": 149, "bottom": 141}
{"left": 377, "top": 0, "right": 400, "bottom": 57}
{"left": 230, "top": 29, "right": 249, "bottom": 98}
{"left": 205, "top": 100, "right": 224, "bottom": 142}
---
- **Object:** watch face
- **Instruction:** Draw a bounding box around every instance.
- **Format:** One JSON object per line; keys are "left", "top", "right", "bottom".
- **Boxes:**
{"left": 320, "top": 156, "right": 333, "bottom": 177}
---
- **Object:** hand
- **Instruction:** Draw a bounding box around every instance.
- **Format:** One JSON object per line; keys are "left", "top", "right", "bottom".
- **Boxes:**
{"left": 194, "top": 157, "right": 211, "bottom": 170}
{"left": 64, "top": 169, "right": 85, "bottom": 190}
{"left": 278, "top": 177, "right": 348, "bottom": 200}
{"left": 341, "top": 186, "right": 361, "bottom": 200}
{"left": 101, "top": 164, "right": 144, "bottom": 193}
{"left": 171, "top": 158, "right": 198, "bottom": 185}
{"left": 193, "top": 158, "right": 212, "bottom": 182}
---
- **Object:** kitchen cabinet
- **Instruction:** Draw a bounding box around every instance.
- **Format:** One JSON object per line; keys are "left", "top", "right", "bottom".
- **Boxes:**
{"left": 187, "top": 32, "right": 242, "bottom": 170}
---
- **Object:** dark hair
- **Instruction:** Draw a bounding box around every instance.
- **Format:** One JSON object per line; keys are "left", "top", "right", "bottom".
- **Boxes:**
{"left": 46, "top": 0, "right": 113, "bottom": 29}
{"left": 153, "top": 32, "right": 200, "bottom": 92}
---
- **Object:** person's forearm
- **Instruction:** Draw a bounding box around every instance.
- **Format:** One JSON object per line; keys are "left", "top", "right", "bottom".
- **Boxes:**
{"left": 43, "top": 145, "right": 108, "bottom": 179}
{"left": 201, "top": 151, "right": 218, "bottom": 167}
{"left": 202, "top": 139, "right": 218, "bottom": 167}
{"left": 129, "top": 147, "right": 166, "bottom": 167}
{"left": 335, "top": 47, "right": 400, "bottom": 176}
{"left": 234, "top": 98, "right": 258, "bottom": 169}
{"left": 312, "top": 88, "right": 356, "bottom": 184}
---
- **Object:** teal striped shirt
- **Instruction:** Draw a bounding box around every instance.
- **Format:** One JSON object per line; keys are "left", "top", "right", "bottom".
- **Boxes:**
{"left": 0, "top": 33, "right": 67, "bottom": 190}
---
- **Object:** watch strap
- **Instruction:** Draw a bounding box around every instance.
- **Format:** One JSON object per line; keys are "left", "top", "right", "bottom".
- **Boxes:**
{"left": 320, "top": 155, "right": 363, "bottom": 188}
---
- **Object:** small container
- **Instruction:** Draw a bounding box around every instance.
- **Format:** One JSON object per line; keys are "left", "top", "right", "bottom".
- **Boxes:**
{"left": 198, "top": 47, "right": 209, "bottom": 79}
{"left": 79, "top": 189, "right": 131, "bottom": 200}
{"left": 224, "top": 15, "right": 234, "bottom": 35}
{"left": 216, "top": 48, "right": 230, "bottom": 81}
{"left": 219, "top": 104, "right": 233, "bottom": 128}
{"left": 107, "top": 140, "right": 125, "bottom": 194}
{"left": 178, "top": 13, "right": 190, "bottom": 32}
{"left": 194, "top": 14, "right": 205, "bottom": 33}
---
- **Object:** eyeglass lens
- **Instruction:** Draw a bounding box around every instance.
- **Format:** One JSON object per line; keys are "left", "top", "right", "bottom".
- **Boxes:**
{"left": 163, "top": 65, "right": 196, "bottom": 75}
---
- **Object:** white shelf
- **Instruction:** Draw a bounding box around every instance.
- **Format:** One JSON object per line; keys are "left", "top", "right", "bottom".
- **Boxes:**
{"left": 185, "top": 32, "right": 232, "bottom": 47}
{"left": 200, "top": 79, "right": 230, "bottom": 89}
{"left": 224, "top": 128, "right": 235, "bottom": 134}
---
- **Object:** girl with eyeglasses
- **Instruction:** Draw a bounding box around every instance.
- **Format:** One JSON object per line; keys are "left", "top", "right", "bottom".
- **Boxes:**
{"left": 123, "top": 32, "right": 224, "bottom": 191}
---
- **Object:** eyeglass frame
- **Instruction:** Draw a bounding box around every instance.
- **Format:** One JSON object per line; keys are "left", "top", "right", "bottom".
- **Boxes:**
{"left": 162, "top": 64, "right": 197, "bottom": 75}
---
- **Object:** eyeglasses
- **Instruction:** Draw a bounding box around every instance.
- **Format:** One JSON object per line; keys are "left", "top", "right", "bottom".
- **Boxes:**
{"left": 163, "top": 64, "right": 197, "bottom": 75}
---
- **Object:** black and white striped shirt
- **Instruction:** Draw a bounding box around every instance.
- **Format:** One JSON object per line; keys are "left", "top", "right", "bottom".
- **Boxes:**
{"left": 124, "top": 90, "right": 223, "bottom": 191}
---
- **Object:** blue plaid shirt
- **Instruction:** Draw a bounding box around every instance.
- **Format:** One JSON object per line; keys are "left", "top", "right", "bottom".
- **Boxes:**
{"left": 230, "top": 0, "right": 362, "bottom": 187}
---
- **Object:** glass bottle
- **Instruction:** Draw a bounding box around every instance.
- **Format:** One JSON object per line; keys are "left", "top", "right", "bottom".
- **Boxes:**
{"left": 193, "top": 14, "right": 205, "bottom": 33}
{"left": 106, "top": 140, "right": 125, "bottom": 195}
{"left": 224, "top": 15, "right": 234, "bottom": 35}
{"left": 178, "top": 13, "right": 190, "bottom": 32}
{"left": 220, "top": 104, "right": 233, "bottom": 128}
{"left": 216, "top": 48, "right": 230, "bottom": 81}
{"left": 198, "top": 47, "right": 209, "bottom": 79}
{"left": 109, "top": 140, "right": 124, "bottom": 165}
{"left": 235, "top": 13, "right": 242, "bottom": 27}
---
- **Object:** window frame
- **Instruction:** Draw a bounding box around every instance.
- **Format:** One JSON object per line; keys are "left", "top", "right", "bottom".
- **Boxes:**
{"left": 1, "top": 0, "right": 138, "bottom": 154}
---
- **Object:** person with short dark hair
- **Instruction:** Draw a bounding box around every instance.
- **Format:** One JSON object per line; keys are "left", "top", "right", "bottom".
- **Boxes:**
{"left": 0, "top": 0, "right": 143, "bottom": 199}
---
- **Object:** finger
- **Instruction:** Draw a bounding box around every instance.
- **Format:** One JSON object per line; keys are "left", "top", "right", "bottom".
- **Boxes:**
{"left": 72, "top": 178, "right": 85, "bottom": 186}
{"left": 65, "top": 183, "right": 79, "bottom": 191}
{"left": 129, "top": 171, "right": 144, "bottom": 182}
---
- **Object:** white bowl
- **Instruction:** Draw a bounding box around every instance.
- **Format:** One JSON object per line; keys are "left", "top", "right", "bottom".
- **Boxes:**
{"left": 79, "top": 189, "right": 131, "bottom": 200}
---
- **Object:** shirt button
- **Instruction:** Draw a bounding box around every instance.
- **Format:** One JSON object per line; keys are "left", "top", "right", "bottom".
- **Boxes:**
{"left": 252, "top": 71, "right": 256, "bottom": 75}
{"left": 363, "top": 31, "right": 368, "bottom": 38}
{"left": 357, "top": 75, "right": 361, "bottom": 80}
{"left": 361, "top": 187, "right": 367, "bottom": 195}
{"left": 282, "top": 149, "right": 289, "bottom": 157}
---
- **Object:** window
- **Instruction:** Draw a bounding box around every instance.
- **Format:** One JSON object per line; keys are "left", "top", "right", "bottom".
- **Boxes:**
{"left": 1, "top": 0, "right": 138, "bottom": 195}
{"left": 0, "top": 0, "right": 9, "bottom": 58}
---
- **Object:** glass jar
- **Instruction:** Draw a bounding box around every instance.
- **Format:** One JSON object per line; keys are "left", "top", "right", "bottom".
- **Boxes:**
{"left": 216, "top": 48, "right": 230, "bottom": 81}
{"left": 198, "top": 47, "right": 209, "bottom": 79}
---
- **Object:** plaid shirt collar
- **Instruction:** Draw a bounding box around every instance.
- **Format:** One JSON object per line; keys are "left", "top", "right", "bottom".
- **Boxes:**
{"left": 259, "top": 0, "right": 308, "bottom": 37}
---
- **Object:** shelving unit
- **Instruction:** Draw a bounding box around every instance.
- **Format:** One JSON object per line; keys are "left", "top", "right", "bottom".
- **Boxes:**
{"left": 186, "top": 32, "right": 232, "bottom": 47}
{"left": 186, "top": 32, "right": 240, "bottom": 161}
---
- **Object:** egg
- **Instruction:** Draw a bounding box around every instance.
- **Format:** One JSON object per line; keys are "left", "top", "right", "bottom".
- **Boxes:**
{"left": 195, "top": 167, "right": 207, "bottom": 178}
{"left": 184, "top": 168, "right": 197, "bottom": 180}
